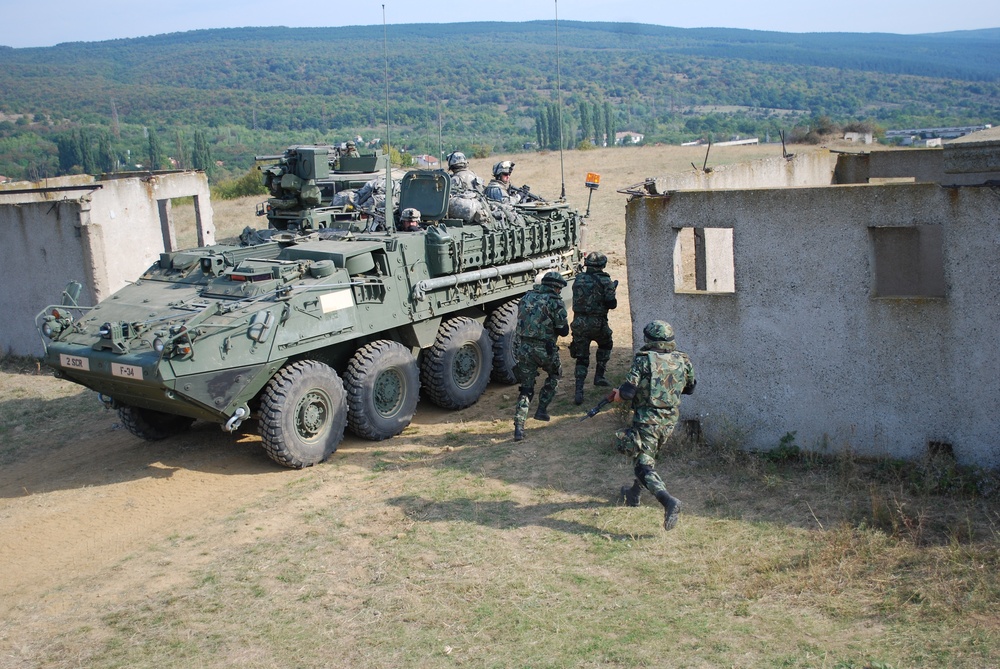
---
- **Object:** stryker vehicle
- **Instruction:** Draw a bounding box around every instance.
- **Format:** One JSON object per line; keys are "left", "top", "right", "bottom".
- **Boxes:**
{"left": 36, "top": 162, "right": 583, "bottom": 468}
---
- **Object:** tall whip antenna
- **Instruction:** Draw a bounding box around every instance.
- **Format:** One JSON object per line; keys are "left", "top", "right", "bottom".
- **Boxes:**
{"left": 382, "top": 5, "right": 395, "bottom": 226}
{"left": 555, "top": 0, "right": 566, "bottom": 200}
{"left": 382, "top": 5, "right": 391, "bottom": 155}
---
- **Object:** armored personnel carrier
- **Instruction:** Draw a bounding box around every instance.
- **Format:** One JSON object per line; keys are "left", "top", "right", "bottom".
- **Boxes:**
{"left": 36, "top": 159, "right": 583, "bottom": 468}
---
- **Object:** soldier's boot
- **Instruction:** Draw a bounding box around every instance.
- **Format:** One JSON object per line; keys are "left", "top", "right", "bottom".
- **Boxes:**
{"left": 655, "top": 490, "right": 682, "bottom": 531}
{"left": 574, "top": 378, "right": 585, "bottom": 405}
{"left": 514, "top": 421, "right": 525, "bottom": 442}
{"left": 620, "top": 479, "right": 642, "bottom": 507}
{"left": 593, "top": 363, "right": 610, "bottom": 387}
{"left": 533, "top": 404, "right": 551, "bottom": 422}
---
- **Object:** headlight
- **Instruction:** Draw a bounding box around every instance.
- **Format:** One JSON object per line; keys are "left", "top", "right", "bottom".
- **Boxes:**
{"left": 153, "top": 337, "right": 166, "bottom": 353}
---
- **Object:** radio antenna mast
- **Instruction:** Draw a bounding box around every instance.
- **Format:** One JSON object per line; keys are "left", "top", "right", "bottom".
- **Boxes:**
{"left": 382, "top": 5, "right": 394, "bottom": 224}
{"left": 555, "top": 0, "right": 566, "bottom": 200}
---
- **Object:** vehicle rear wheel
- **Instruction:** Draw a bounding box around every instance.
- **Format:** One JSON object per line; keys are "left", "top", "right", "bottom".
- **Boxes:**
{"left": 345, "top": 340, "right": 420, "bottom": 440}
{"left": 118, "top": 404, "right": 195, "bottom": 441}
{"left": 259, "top": 360, "right": 347, "bottom": 469}
{"left": 420, "top": 317, "right": 493, "bottom": 410}
{"left": 486, "top": 298, "right": 520, "bottom": 384}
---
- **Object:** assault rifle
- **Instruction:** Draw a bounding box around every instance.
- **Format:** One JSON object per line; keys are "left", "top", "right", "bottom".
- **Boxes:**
{"left": 579, "top": 390, "right": 618, "bottom": 421}
{"left": 510, "top": 184, "right": 544, "bottom": 203}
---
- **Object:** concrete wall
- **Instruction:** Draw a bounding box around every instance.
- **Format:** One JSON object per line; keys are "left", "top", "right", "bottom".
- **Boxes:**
{"left": 647, "top": 150, "right": 838, "bottom": 194}
{"left": 1, "top": 171, "right": 214, "bottom": 357}
{"left": 625, "top": 180, "right": 1000, "bottom": 468}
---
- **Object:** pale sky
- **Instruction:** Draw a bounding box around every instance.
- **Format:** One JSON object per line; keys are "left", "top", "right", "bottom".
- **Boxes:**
{"left": 1, "top": 0, "right": 996, "bottom": 48}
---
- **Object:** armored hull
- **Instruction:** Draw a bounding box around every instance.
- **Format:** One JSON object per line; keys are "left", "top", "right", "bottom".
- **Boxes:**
{"left": 37, "top": 166, "right": 582, "bottom": 468}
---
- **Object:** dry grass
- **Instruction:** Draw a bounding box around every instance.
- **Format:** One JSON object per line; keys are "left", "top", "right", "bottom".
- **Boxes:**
{"left": 2, "top": 143, "right": 999, "bottom": 669}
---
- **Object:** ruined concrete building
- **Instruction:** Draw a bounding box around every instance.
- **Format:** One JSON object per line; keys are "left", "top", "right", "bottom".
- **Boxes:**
{"left": 1, "top": 171, "right": 214, "bottom": 357}
{"left": 623, "top": 128, "right": 1000, "bottom": 467}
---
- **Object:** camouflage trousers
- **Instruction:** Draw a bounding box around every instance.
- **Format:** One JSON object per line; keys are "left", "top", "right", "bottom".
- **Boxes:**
{"left": 569, "top": 315, "right": 613, "bottom": 380}
{"left": 514, "top": 339, "right": 561, "bottom": 424}
{"left": 614, "top": 420, "right": 677, "bottom": 497}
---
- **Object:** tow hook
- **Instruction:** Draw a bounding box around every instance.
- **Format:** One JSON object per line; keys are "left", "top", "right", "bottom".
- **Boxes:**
{"left": 97, "top": 393, "right": 117, "bottom": 410}
{"left": 224, "top": 406, "right": 248, "bottom": 433}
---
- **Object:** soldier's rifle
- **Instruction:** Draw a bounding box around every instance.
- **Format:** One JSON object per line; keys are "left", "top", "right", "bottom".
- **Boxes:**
{"left": 510, "top": 184, "right": 544, "bottom": 203}
{"left": 579, "top": 389, "right": 618, "bottom": 421}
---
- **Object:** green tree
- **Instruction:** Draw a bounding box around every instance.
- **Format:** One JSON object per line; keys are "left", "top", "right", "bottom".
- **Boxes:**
{"left": 604, "top": 101, "right": 615, "bottom": 147}
{"left": 147, "top": 128, "right": 162, "bottom": 171}
{"left": 192, "top": 130, "right": 212, "bottom": 173}
{"left": 579, "top": 101, "right": 592, "bottom": 144}
{"left": 56, "top": 132, "right": 82, "bottom": 173}
{"left": 592, "top": 101, "right": 603, "bottom": 145}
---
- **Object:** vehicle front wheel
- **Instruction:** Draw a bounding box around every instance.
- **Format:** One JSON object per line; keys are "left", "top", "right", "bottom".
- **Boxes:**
{"left": 345, "top": 340, "right": 420, "bottom": 440}
{"left": 420, "top": 317, "right": 493, "bottom": 410}
{"left": 259, "top": 360, "right": 347, "bottom": 469}
{"left": 117, "top": 404, "right": 194, "bottom": 441}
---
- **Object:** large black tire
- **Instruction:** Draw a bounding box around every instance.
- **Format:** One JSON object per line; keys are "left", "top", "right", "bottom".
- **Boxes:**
{"left": 117, "top": 405, "right": 194, "bottom": 441}
{"left": 259, "top": 360, "right": 348, "bottom": 469}
{"left": 486, "top": 299, "right": 520, "bottom": 384}
{"left": 345, "top": 340, "right": 420, "bottom": 440}
{"left": 420, "top": 317, "right": 493, "bottom": 410}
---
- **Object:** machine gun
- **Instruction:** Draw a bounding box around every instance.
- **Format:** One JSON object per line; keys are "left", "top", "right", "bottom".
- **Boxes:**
{"left": 579, "top": 390, "right": 618, "bottom": 421}
{"left": 510, "top": 184, "right": 544, "bottom": 203}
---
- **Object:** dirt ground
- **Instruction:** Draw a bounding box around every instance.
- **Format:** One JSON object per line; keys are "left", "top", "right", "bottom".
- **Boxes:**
{"left": 0, "top": 142, "right": 808, "bottom": 663}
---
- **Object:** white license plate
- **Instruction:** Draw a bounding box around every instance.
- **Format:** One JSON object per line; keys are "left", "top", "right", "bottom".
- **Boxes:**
{"left": 111, "top": 363, "right": 143, "bottom": 379}
{"left": 59, "top": 354, "right": 90, "bottom": 371}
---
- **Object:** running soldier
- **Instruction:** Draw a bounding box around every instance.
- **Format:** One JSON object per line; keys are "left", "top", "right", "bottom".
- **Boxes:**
{"left": 512, "top": 271, "right": 569, "bottom": 441}
{"left": 611, "top": 320, "right": 696, "bottom": 531}
{"left": 570, "top": 251, "right": 618, "bottom": 405}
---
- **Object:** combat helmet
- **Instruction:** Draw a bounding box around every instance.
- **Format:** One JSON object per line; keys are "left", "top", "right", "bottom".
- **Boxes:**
{"left": 541, "top": 271, "right": 567, "bottom": 288}
{"left": 447, "top": 151, "right": 468, "bottom": 171}
{"left": 400, "top": 207, "right": 421, "bottom": 231}
{"left": 643, "top": 320, "right": 675, "bottom": 343}
{"left": 584, "top": 251, "right": 608, "bottom": 269}
{"left": 493, "top": 160, "right": 515, "bottom": 178}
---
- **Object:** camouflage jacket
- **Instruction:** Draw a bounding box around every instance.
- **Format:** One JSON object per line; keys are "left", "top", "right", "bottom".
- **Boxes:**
{"left": 451, "top": 169, "right": 483, "bottom": 193}
{"left": 516, "top": 284, "right": 569, "bottom": 343}
{"left": 622, "top": 340, "right": 695, "bottom": 424}
{"left": 572, "top": 268, "right": 617, "bottom": 316}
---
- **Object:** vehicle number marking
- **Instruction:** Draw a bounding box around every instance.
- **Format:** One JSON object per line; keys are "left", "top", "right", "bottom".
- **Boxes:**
{"left": 60, "top": 354, "right": 90, "bottom": 371}
{"left": 320, "top": 289, "right": 353, "bottom": 313}
{"left": 112, "top": 363, "right": 143, "bottom": 379}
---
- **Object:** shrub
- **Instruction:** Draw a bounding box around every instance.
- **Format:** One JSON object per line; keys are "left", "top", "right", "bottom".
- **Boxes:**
{"left": 211, "top": 168, "right": 267, "bottom": 200}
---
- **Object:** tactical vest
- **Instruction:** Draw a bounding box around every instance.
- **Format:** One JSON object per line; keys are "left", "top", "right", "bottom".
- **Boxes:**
{"left": 572, "top": 272, "right": 612, "bottom": 315}
{"left": 517, "top": 288, "right": 560, "bottom": 341}
{"left": 644, "top": 351, "right": 689, "bottom": 409}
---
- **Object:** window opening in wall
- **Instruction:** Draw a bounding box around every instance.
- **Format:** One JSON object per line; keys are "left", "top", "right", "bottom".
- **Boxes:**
{"left": 673, "top": 227, "right": 735, "bottom": 294}
{"left": 870, "top": 225, "right": 945, "bottom": 298}
{"left": 158, "top": 196, "right": 199, "bottom": 251}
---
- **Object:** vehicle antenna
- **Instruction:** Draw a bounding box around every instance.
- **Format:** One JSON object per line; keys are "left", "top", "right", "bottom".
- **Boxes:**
{"left": 555, "top": 0, "right": 566, "bottom": 200}
{"left": 382, "top": 5, "right": 395, "bottom": 225}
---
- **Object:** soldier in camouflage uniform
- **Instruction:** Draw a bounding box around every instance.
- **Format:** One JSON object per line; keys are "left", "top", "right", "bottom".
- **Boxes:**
{"left": 611, "top": 320, "right": 696, "bottom": 531}
{"left": 447, "top": 151, "right": 483, "bottom": 193}
{"left": 484, "top": 160, "right": 521, "bottom": 204}
{"left": 512, "top": 271, "right": 569, "bottom": 441}
{"left": 570, "top": 251, "right": 618, "bottom": 405}
{"left": 344, "top": 140, "right": 360, "bottom": 158}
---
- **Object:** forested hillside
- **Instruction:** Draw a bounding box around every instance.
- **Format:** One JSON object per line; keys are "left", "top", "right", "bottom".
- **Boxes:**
{"left": 0, "top": 21, "right": 997, "bottom": 181}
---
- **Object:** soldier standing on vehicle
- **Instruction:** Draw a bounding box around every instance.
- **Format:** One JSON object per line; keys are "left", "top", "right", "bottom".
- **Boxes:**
{"left": 344, "top": 140, "right": 360, "bottom": 158}
{"left": 610, "top": 320, "right": 695, "bottom": 531}
{"left": 512, "top": 271, "right": 569, "bottom": 441}
{"left": 447, "top": 151, "right": 483, "bottom": 193}
{"left": 484, "top": 160, "right": 521, "bottom": 204}
{"left": 570, "top": 251, "right": 618, "bottom": 405}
